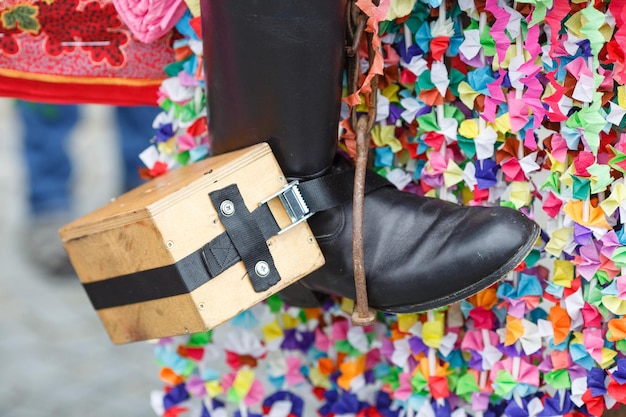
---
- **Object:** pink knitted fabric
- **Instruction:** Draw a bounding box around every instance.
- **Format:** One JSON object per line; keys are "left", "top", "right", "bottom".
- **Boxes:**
{"left": 113, "top": 0, "right": 187, "bottom": 43}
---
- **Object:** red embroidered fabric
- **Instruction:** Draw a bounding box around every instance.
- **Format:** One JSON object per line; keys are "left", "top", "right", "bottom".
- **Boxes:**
{"left": 0, "top": 0, "right": 174, "bottom": 105}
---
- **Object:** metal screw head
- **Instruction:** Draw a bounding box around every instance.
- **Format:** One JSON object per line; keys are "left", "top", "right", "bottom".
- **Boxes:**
{"left": 198, "top": 302, "right": 205, "bottom": 310}
{"left": 166, "top": 240, "right": 174, "bottom": 249}
{"left": 220, "top": 200, "right": 235, "bottom": 216}
{"left": 255, "top": 261, "right": 270, "bottom": 277}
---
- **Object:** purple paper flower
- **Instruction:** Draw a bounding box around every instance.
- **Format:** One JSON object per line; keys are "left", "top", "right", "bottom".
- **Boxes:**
{"left": 163, "top": 383, "right": 190, "bottom": 408}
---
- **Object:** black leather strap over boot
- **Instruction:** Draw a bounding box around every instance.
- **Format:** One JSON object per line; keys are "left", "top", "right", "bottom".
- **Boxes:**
{"left": 201, "top": 0, "right": 541, "bottom": 313}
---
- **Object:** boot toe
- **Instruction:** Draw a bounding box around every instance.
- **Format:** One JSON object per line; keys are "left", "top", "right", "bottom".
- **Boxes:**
{"left": 373, "top": 204, "right": 540, "bottom": 313}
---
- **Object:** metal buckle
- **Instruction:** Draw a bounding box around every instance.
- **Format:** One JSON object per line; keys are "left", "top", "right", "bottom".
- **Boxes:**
{"left": 260, "top": 181, "right": 313, "bottom": 235}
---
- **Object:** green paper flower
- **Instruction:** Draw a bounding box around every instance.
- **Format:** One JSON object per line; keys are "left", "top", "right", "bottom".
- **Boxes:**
{"left": 544, "top": 369, "right": 571, "bottom": 389}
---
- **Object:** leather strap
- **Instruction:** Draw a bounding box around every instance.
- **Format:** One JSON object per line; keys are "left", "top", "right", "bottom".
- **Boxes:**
{"left": 83, "top": 167, "right": 390, "bottom": 310}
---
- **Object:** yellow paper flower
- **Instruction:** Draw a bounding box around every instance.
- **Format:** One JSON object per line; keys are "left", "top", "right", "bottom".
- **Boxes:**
{"left": 458, "top": 119, "right": 479, "bottom": 139}
{"left": 444, "top": 160, "right": 464, "bottom": 188}
{"left": 341, "top": 297, "right": 355, "bottom": 314}
{"left": 563, "top": 200, "right": 611, "bottom": 229}
{"left": 559, "top": 164, "right": 576, "bottom": 185}
{"left": 493, "top": 113, "right": 511, "bottom": 135}
{"left": 544, "top": 227, "right": 574, "bottom": 258}
{"left": 308, "top": 367, "right": 332, "bottom": 389}
{"left": 553, "top": 260, "right": 574, "bottom": 288}
{"left": 157, "top": 137, "right": 177, "bottom": 155}
{"left": 386, "top": 0, "right": 417, "bottom": 21}
{"left": 205, "top": 381, "right": 223, "bottom": 398}
{"left": 184, "top": 0, "right": 201, "bottom": 17}
{"left": 262, "top": 320, "right": 284, "bottom": 343}
{"left": 423, "top": 312, "right": 445, "bottom": 348}
{"left": 509, "top": 181, "right": 532, "bottom": 209}
{"left": 600, "top": 182, "right": 626, "bottom": 216}
{"left": 372, "top": 124, "right": 402, "bottom": 153}
{"left": 602, "top": 295, "right": 626, "bottom": 315}
{"left": 397, "top": 313, "right": 419, "bottom": 333}
{"left": 564, "top": 11, "right": 585, "bottom": 38}
{"left": 232, "top": 369, "right": 255, "bottom": 398}
{"left": 618, "top": 85, "right": 626, "bottom": 108}
{"left": 281, "top": 313, "right": 300, "bottom": 330}
{"left": 600, "top": 348, "right": 618, "bottom": 369}
{"left": 545, "top": 151, "right": 567, "bottom": 174}
{"left": 458, "top": 81, "right": 480, "bottom": 109}
{"left": 382, "top": 83, "right": 401, "bottom": 103}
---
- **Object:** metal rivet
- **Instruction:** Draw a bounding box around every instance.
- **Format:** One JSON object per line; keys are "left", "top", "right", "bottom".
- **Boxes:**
{"left": 308, "top": 236, "right": 315, "bottom": 244}
{"left": 166, "top": 240, "right": 174, "bottom": 249}
{"left": 255, "top": 261, "right": 270, "bottom": 277}
{"left": 198, "top": 302, "right": 205, "bottom": 310}
{"left": 220, "top": 200, "right": 235, "bottom": 216}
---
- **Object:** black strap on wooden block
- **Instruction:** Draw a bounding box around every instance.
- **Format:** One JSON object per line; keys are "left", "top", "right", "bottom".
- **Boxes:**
{"left": 82, "top": 167, "right": 389, "bottom": 310}
{"left": 209, "top": 184, "right": 280, "bottom": 292}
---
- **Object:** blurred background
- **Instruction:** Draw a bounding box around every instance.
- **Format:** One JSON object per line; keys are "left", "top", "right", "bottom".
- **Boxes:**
{"left": 0, "top": 98, "right": 161, "bottom": 417}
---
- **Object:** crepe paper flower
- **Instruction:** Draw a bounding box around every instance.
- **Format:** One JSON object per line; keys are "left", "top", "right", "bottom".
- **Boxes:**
{"left": 224, "top": 328, "right": 267, "bottom": 359}
{"left": 519, "top": 320, "right": 542, "bottom": 355}
{"left": 156, "top": 347, "right": 196, "bottom": 378}
{"left": 602, "top": 295, "right": 626, "bottom": 316}
{"left": 372, "top": 124, "right": 403, "bottom": 153}
{"left": 548, "top": 305, "right": 571, "bottom": 346}
{"left": 543, "top": 369, "right": 572, "bottom": 390}
{"left": 571, "top": 342, "right": 596, "bottom": 371}
{"left": 222, "top": 369, "right": 264, "bottom": 406}
{"left": 544, "top": 227, "right": 574, "bottom": 258}
{"left": 468, "top": 306, "right": 497, "bottom": 330}
{"left": 422, "top": 313, "right": 444, "bottom": 349}
{"left": 582, "top": 389, "right": 608, "bottom": 417}
{"left": 563, "top": 200, "right": 612, "bottom": 229}
{"left": 260, "top": 391, "right": 305, "bottom": 417}
{"left": 600, "top": 182, "right": 626, "bottom": 217}
{"left": 509, "top": 181, "right": 533, "bottom": 209}
{"left": 163, "top": 383, "right": 190, "bottom": 409}
{"left": 587, "top": 164, "right": 614, "bottom": 194}
{"left": 455, "top": 372, "right": 480, "bottom": 401}
{"left": 428, "top": 374, "right": 450, "bottom": 400}
{"left": 552, "top": 259, "right": 574, "bottom": 288}
{"left": 337, "top": 356, "right": 367, "bottom": 391}
{"left": 538, "top": 390, "right": 574, "bottom": 417}
{"left": 491, "top": 369, "right": 519, "bottom": 397}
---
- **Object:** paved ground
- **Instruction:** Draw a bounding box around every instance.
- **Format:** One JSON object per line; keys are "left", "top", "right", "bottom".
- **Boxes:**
{"left": 0, "top": 99, "right": 161, "bottom": 417}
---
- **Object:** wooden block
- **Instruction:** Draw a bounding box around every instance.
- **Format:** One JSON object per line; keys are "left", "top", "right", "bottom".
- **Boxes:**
{"left": 59, "top": 143, "right": 325, "bottom": 344}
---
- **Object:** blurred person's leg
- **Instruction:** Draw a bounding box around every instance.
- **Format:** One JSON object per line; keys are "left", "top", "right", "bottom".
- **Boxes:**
{"left": 17, "top": 102, "right": 79, "bottom": 275}
{"left": 19, "top": 102, "right": 77, "bottom": 215}
{"left": 114, "top": 105, "right": 159, "bottom": 190}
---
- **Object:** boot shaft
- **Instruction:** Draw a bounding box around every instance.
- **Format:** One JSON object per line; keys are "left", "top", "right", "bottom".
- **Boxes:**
{"left": 201, "top": 0, "right": 347, "bottom": 179}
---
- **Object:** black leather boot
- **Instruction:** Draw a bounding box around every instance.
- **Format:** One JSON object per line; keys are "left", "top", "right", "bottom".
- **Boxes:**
{"left": 201, "top": 0, "right": 540, "bottom": 312}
